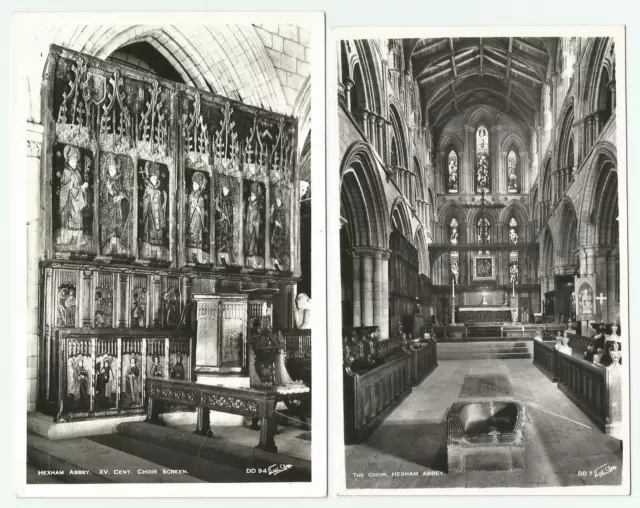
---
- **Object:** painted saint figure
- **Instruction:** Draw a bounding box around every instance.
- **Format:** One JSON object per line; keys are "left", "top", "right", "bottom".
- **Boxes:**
{"left": 58, "top": 145, "right": 89, "bottom": 246}
{"left": 95, "top": 357, "right": 114, "bottom": 407}
{"left": 148, "top": 355, "right": 163, "bottom": 378}
{"left": 57, "top": 285, "right": 76, "bottom": 327}
{"left": 69, "top": 356, "right": 89, "bottom": 408}
{"left": 187, "top": 171, "right": 207, "bottom": 262}
{"left": 141, "top": 162, "right": 167, "bottom": 248}
{"left": 270, "top": 188, "right": 288, "bottom": 270}
{"left": 215, "top": 179, "right": 234, "bottom": 264}
{"left": 102, "top": 154, "right": 131, "bottom": 254}
{"left": 125, "top": 357, "right": 141, "bottom": 404}
{"left": 244, "top": 182, "right": 263, "bottom": 268}
{"left": 171, "top": 355, "right": 185, "bottom": 380}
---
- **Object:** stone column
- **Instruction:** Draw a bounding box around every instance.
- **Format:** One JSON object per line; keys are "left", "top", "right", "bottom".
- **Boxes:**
{"left": 360, "top": 110, "right": 369, "bottom": 139}
{"left": 369, "top": 114, "right": 378, "bottom": 152}
{"left": 352, "top": 251, "right": 361, "bottom": 327}
{"left": 380, "top": 249, "right": 391, "bottom": 340}
{"left": 372, "top": 249, "right": 383, "bottom": 334}
{"left": 594, "top": 111, "right": 602, "bottom": 139}
{"left": 26, "top": 122, "right": 43, "bottom": 412}
{"left": 584, "top": 246, "right": 596, "bottom": 277}
{"left": 360, "top": 249, "right": 374, "bottom": 327}
{"left": 377, "top": 117, "right": 385, "bottom": 161}
{"left": 463, "top": 125, "right": 472, "bottom": 194}
{"left": 609, "top": 81, "right": 617, "bottom": 110}
{"left": 343, "top": 77, "right": 355, "bottom": 111}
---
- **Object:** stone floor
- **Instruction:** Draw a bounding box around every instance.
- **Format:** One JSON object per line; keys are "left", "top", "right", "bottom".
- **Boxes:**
{"left": 345, "top": 359, "right": 623, "bottom": 490}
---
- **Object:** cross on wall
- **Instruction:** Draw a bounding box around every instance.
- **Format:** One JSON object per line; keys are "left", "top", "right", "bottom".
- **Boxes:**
{"left": 596, "top": 292, "right": 607, "bottom": 309}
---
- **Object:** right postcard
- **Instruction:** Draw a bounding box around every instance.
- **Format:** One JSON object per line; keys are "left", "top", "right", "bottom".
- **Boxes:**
{"left": 330, "top": 26, "right": 629, "bottom": 495}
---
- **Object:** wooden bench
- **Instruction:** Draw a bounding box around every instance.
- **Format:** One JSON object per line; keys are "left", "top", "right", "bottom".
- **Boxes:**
{"left": 146, "top": 378, "right": 279, "bottom": 452}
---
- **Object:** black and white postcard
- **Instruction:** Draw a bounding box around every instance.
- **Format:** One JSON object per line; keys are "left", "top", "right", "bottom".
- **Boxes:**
{"left": 12, "top": 11, "right": 326, "bottom": 497}
{"left": 330, "top": 26, "right": 629, "bottom": 495}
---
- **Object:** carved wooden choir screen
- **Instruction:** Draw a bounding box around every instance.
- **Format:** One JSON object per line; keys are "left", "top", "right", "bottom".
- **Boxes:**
{"left": 37, "top": 45, "right": 301, "bottom": 419}
{"left": 42, "top": 45, "right": 299, "bottom": 271}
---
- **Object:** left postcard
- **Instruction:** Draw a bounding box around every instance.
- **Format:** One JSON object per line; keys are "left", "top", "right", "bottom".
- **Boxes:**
{"left": 12, "top": 11, "right": 326, "bottom": 497}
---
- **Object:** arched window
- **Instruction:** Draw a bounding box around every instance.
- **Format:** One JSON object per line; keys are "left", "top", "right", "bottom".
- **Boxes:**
{"left": 507, "top": 150, "right": 518, "bottom": 193}
{"left": 447, "top": 149, "right": 459, "bottom": 193}
{"left": 567, "top": 135, "right": 574, "bottom": 179}
{"left": 449, "top": 218, "right": 459, "bottom": 284}
{"left": 508, "top": 217, "right": 519, "bottom": 284}
{"left": 476, "top": 126, "right": 490, "bottom": 193}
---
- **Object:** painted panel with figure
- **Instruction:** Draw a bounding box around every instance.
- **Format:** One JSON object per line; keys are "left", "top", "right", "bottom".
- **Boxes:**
{"left": 99, "top": 152, "right": 134, "bottom": 257}
{"left": 270, "top": 184, "right": 290, "bottom": 271}
{"left": 120, "top": 339, "right": 143, "bottom": 408}
{"left": 52, "top": 143, "right": 95, "bottom": 254}
{"left": 138, "top": 160, "right": 170, "bottom": 262}
{"left": 243, "top": 180, "right": 266, "bottom": 269}
{"left": 94, "top": 339, "right": 119, "bottom": 411}
{"left": 185, "top": 168, "right": 211, "bottom": 264}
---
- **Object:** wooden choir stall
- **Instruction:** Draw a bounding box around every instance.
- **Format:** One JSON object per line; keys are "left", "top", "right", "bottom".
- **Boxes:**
{"left": 36, "top": 45, "right": 311, "bottom": 431}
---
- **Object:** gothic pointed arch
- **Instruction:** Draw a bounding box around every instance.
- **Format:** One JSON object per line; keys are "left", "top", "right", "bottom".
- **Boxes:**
{"left": 414, "top": 226, "right": 430, "bottom": 277}
{"left": 340, "top": 142, "right": 390, "bottom": 249}
{"left": 540, "top": 226, "right": 555, "bottom": 278}
{"left": 390, "top": 197, "right": 413, "bottom": 239}
{"left": 579, "top": 142, "right": 617, "bottom": 246}
{"left": 556, "top": 198, "right": 579, "bottom": 268}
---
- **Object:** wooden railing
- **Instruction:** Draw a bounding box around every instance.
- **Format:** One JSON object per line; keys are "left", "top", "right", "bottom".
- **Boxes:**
{"left": 557, "top": 352, "right": 622, "bottom": 436}
{"left": 53, "top": 330, "right": 193, "bottom": 422}
{"left": 533, "top": 340, "right": 559, "bottom": 381}
{"left": 146, "top": 378, "right": 278, "bottom": 452}
{"left": 342, "top": 328, "right": 438, "bottom": 443}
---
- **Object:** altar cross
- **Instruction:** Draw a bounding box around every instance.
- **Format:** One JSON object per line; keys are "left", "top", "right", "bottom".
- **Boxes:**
{"left": 596, "top": 292, "right": 607, "bottom": 309}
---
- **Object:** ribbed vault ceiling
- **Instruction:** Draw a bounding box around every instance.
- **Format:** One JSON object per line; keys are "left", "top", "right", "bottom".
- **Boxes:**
{"left": 406, "top": 37, "right": 557, "bottom": 129}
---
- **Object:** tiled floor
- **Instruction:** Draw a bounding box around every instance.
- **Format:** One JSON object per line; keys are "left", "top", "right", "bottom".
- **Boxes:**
{"left": 345, "top": 359, "right": 623, "bottom": 490}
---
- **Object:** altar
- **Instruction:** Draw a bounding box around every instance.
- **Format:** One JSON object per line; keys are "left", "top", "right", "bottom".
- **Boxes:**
{"left": 458, "top": 306, "right": 512, "bottom": 324}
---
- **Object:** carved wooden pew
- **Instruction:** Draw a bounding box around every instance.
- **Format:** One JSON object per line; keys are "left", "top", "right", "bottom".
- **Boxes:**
{"left": 343, "top": 328, "right": 413, "bottom": 444}
{"left": 557, "top": 352, "right": 622, "bottom": 437}
{"left": 146, "top": 378, "right": 279, "bottom": 452}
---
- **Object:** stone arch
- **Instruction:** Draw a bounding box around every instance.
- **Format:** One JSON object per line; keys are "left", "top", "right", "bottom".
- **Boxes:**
{"left": 340, "top": 142, "right": 389, "bottom": 249}
{"left": 30, "top": 24, "right": 290, "bottom": 123}
{"left": 292, "top": 75, "right": 312, "bottom": 155}
{"left": 414, "top": 156, "right": 426, "bottom": 202}
{"left": 556, "top": 198, "right": 579, "bottom": 268}
{"left": 501, "top": 132, "right": 526, "bottom": 194}
{"left": 438, "top": 132, "right": 463, "bottom": 194}
{"left": 390, "top": 197, "right": 413, "bottom": 239}
{"left": 579, "top": 142, "right": 617, "bottom": 245}
{"left": 583, "top": 37, "right": 616, "bottom": 117}
{"left": 354, "top": 39, "right": 383, "bottom": 115}
{"left": 541, "top": 156, "right": 554, "bottom": 203}
{"left": 414, "top": 226, "right": 430, "bottom": 277}
{"left": 437, "top": 201, "right": 467, "bottom": 244}
{"left": 540, "top": 226, "right": 555, "bottom": 278}
{"left": 467, "top": 207, "right": 500, "bottom": 245}
{"left": 389, "top": 102, "right": 408, "bottom": 168}
{"left": 500, "top": 200, "right": 530, "bottom": 242}
{"left": 463, "top": 105, "right": 497, "bottom": 129}
{"left": 556, "top": 98, "right": 575, "bottom": 169}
